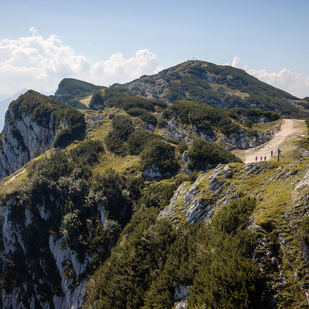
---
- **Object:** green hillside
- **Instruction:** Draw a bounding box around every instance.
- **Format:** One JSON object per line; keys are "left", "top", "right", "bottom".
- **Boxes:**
{"left": 113, "top": 60, "right": 309, "bottom": 119}
{"left": 53, "top": 78, "right": 106, "bottom": 109}
{"left": 1, "top": 100, "right": 307, "bottom": 308}
{"left": 52, "top": 61, "right": 309, "bottom": 119}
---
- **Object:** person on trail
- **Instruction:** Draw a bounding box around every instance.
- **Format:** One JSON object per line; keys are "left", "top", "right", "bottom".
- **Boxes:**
{"left": 255, "top": 156, "right": 258, "bottom": 162}
{"left": 260, "top": 156, "right": 262, "bottom": 162}
{"left": 264, "top": 156, "right": 266, "bottom": 161}
{"left": 271, "top": 150, "right": 273, "bottom": 157}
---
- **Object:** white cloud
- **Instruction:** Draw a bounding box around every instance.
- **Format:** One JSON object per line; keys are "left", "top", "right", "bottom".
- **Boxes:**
{"left": 0, "top": 28, "right": 162, "bottom": 95}
{"left": 247, "top": 67, "right": 309, "bottom": 98}
{"left": 232, "top": 56, "right": 240, "bottom": 68}
{"left": 229, "top": 57, "right": 309, "bottom": 98}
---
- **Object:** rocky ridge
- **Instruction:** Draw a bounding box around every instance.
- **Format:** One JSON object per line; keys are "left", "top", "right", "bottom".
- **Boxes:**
{"left": 158, "top": 161, "right": 309, "bottom": 308}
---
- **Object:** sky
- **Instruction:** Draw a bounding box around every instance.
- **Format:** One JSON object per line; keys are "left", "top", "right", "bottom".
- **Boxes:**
{"left": 0, "top": 0, "right": 309, "bottom": 99}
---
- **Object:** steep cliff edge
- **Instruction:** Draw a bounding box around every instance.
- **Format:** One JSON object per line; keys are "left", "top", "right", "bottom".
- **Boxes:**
{"left": 0, "top": 90, "right": 86, "bottom": 181}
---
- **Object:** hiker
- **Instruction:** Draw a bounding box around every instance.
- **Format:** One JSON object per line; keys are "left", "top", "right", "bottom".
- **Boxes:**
{"left": 271, "top": 150, "right": 273, "bottom": 157}
{"left": 264, "top": 156, "right": 266, "bottom": 161}
{"left": 255, "top": 156, "right": 258, "bottom": 162}
{"left": 260, "top": 156, "right": 262, "bottom": 162}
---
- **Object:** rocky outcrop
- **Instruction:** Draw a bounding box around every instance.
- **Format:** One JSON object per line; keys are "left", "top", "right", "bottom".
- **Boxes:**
{"left": 221, "top": 129, "right": 274, "bottom": 150}
{"left": 0, "top": 194, "right": 100, "bottom": 309}
{"left": 160, "top": 117, "right": 274, "bottom": 151}
{"left": 0, "top": 110, "right": 57, "bottom": 181}
{"left": 158, "top": 164, "right": 239, "bottom": 224}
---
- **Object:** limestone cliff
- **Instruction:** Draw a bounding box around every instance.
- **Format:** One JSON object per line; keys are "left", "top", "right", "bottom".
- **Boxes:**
{"left": 0, "top": 90, "right": 86, "bottom": 181}
{"left": 0, "top": 109, "right": 56, "bottom": 180}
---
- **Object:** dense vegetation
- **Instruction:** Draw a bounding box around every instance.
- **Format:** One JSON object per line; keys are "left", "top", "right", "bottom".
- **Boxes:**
{"left": 163, "top": 100, "right": 240, "bottom": 136}
{"left": 105, "top": 115, "right": 135, "bottom": 156}
{"left": 108, "top": 96, "right": 166, "bottom": 112}
{"left": 84, "top": 197, "right": 268, "bottom": 309}
{"left": 139, "top": 140, "right": 178, "bottom": 176}
{"left": 0, "top": 139, "right": 146, "bottom": 305}
{"left": 187, "top": 138, "right": 242, "bottom": 169}
{"left": 89, "top": 88, "right": 127, "bottom": 110}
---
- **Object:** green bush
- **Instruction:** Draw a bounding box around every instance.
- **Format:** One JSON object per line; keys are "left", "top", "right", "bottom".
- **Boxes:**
{"left": 105, "top": 115, "right": 135, "bottom": 156}
{"left": 242, "top": 119, "right": 253, "bottom": 128}
{"left": 109, "top": 96, "right": 159, "bottom": 112}
{"left": 70, "top": 140, "right": 104, "bottom": 166}
{"left": 89, "top": 88, "right": 126, "bottom": 110}
{"left": 178, "top": 140, "right": 188, "bottom": 153}
{"left": 158, "top": 119, "right": 168, "bottom": 128}
{"left": 163, "top": 100, "right": 239, "bottom": 135}
{"left": 247, "top": 129, "right": 259, "bottom": 137}
{"left": 126, "top": 107, "right": 157, "bottom": 126}
{"left": 128, "top": 131, "right": 162, "bottom": 155}
{"left": 140, "top": 140, "right": 178, "bottom": 175}
{"left": 187, "top": 139, "right": 242, "bottom": 170}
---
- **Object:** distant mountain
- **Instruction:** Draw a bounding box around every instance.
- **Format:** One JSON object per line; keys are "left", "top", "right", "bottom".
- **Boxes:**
{"left": 0, "top": 88, "right": 27, "bottom": 131}
{"left": 54, "top": 61, "right": 309, "bottom": 119}
{"left": 53, "top": 78, "right": 106, "bottom": 109}
{"left": 112, "top": 60, "right": 309, "bottom": 118}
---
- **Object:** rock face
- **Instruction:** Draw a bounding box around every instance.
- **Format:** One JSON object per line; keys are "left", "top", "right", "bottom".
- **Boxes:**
{"left": 160, "top": 117, "right": 274, "bottom": 151}
{"left": 221, "top": 129, "right": 274, "bottom": 150}
{"left": 158, "top": 164, "right": 239, "bottom": 225}
{"left": 0, "top": 196, "right": 95, "bottom": 309}
{"left": 0, "top": 109, "right": 57, "bottom": 181}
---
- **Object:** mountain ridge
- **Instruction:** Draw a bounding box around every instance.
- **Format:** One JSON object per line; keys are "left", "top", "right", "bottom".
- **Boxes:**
{"left": 0, "top": 61, "right": 309, "bottom": 308}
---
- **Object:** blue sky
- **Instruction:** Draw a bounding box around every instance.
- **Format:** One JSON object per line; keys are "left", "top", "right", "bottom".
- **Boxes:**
{"left": 0, "top": 0, "right": 309, "bottom": 98}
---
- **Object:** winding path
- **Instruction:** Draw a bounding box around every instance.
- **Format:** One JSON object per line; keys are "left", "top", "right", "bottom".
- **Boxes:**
{"left": 242, "top": 119, "right": 305, "bottom": 164}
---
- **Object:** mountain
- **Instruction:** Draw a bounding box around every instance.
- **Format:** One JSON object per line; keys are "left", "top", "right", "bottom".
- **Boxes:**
{"left": 54, "top": 60, "right": 309, "bottom": 119}
{"left": 112, "top": 60, "right": 309, "bottom": 118}
{"left": 0, "top": 61, "right": 309, "bottom": 308}
{"left": 0, "top": 89, "right": 27, "bottom": 131}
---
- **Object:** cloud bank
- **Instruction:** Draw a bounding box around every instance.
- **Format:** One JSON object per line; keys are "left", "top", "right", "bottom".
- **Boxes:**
{"left": 0, "top": 28, "right": 162, "bottom": 95}
{"left": 231, "top": 57, "right": 309, "bottom": 98}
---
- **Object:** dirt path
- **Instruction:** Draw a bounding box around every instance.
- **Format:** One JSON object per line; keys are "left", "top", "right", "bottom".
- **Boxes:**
{"left": 242, "top": 119, "right": 305, "bottom": 164}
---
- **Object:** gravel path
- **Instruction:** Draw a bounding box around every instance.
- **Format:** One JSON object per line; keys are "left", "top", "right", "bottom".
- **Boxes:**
{"left": 243, "top": 119, "right": 305, "bottom": 164}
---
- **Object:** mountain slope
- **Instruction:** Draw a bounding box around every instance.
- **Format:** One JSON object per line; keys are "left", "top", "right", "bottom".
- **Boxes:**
{"left": 111, "top": 60, "right": 309, "bottom": 118}
{"left": 0, "top": 78, "right": 308, "bottom": 308}
{"left": 53, "top": 61, "right": 309, "bottom": 119}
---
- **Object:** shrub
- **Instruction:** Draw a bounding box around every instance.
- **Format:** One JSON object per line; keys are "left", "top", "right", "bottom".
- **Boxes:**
{"left": 187, "top": 138, "right": 242, "bottom": 170}
{"left": 242, "top": 119, "right": 253, "bottom": 128}
{"left": 109, "top": 96, "right": 157, "bottom": 112}
{"left": 89, "top": 88, "right": 126, "bottom": 110}
{"left": 127, "top": 108, "right": 158, "bottom": 126}
{"left": 70, "top": 140, "right": 104, "bottom": 165}
{"left": 157, "top": 119, "right": 168, "bottom": 128}
{"left": 140, "top": 140, "right": 178, "bottom": 175}
{"left": 163, "top": 100, "right": 239, "bottom": 135}
{"left": 105, "top": 115, "right": 135, "bottom": 156}
{"left": 178, "top": 140, "right": 188, "bottom": 153}
{"left": 128, "top": 131, "right": 162, "bottom": 155}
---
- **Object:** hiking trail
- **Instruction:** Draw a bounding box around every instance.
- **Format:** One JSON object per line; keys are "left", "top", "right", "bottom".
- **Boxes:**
{"left": 241, "top": 119, "right": 305, "bottom": 164}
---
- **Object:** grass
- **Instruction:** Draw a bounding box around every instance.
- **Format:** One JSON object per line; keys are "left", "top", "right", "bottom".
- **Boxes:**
{"left": 252, "top": 119, "right": 283, "bottom": 132}
{"left": 79, "top": 95, "right": 93, "bottom": 108}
